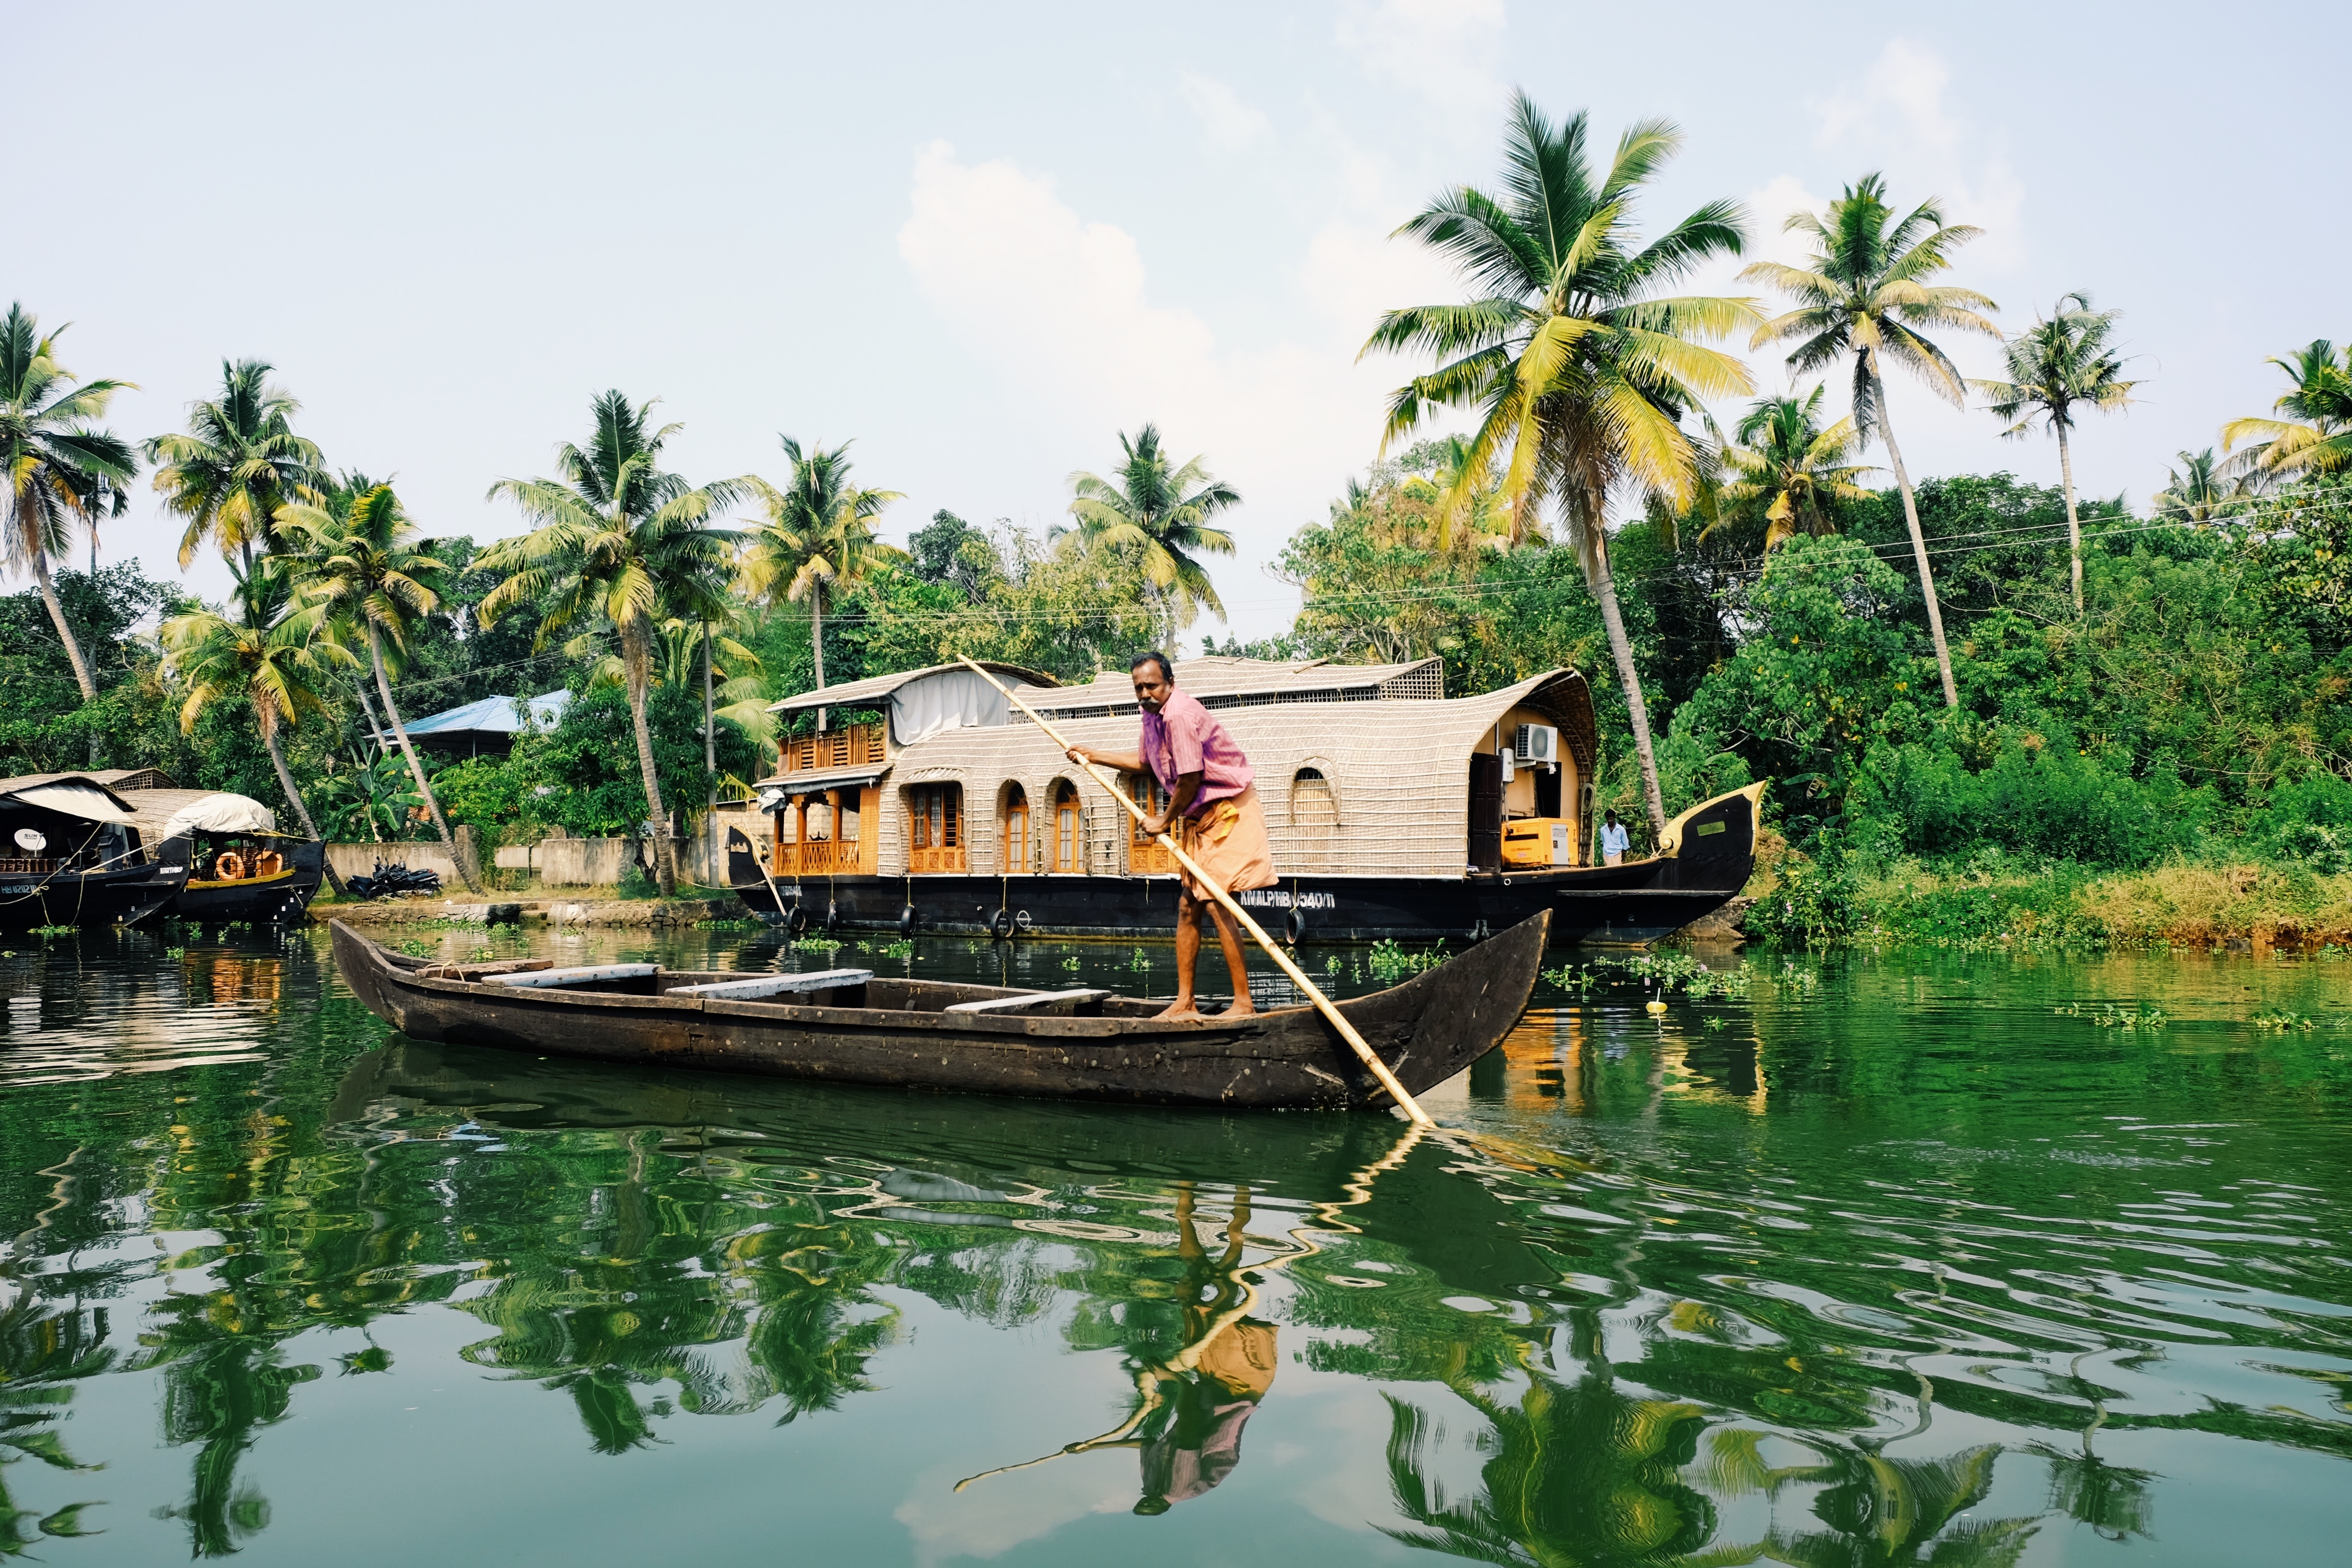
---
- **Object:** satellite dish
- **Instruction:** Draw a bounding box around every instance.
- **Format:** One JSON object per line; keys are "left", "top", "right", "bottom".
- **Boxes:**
{"left": 13, "top": 828, "right": 47, "bottom": 853}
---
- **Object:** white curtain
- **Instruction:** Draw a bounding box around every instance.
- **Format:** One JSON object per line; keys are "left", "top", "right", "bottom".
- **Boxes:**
{"left": 889, "top": 670, "right": 1010, "bottom": 746}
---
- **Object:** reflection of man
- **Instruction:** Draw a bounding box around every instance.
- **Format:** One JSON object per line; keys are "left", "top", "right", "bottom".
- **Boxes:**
{"left": 1067, "top": 652, "right": 1276, "bottom": 1019}
{"left": 1134, "top": 1181, "right": 1277, "bottom": 1514}
{"left": 1133, "top": 1321, "right": 1277, "bottom": 1514}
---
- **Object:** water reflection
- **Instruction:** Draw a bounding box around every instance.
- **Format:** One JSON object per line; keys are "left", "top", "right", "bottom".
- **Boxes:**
{"left": 0, "top": 928, "right": 2347, "bottom": 1563}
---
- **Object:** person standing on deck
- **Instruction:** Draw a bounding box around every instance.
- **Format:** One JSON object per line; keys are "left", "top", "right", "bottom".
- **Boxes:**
{"left": 1067, "top": 652, "right": 1276, "bottom": 1019}
{"left": 1599, "top": 809, "right": 1630, "bottom": 866}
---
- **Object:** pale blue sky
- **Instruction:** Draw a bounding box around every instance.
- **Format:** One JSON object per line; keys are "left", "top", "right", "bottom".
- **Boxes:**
{"left": 17, "top": 0, "right": 2347, "bottom": 644}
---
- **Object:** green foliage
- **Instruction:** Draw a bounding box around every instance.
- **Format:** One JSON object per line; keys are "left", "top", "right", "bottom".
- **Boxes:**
{"left": 1365, "top": 940, "right": 1446, "bottom": 983}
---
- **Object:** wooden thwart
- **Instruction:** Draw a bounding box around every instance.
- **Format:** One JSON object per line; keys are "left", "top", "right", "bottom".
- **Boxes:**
{"left": 483, "top": 962, "right": 658, "bottom": 989}
{"left": 943, "top": 988, "right": 1110, "bottom": 1015}
{"left": 414, "top": 957, "right": 553, "bottom": 981}
{"left": 665, "top": 968, "right": 874, "bottom": 1000}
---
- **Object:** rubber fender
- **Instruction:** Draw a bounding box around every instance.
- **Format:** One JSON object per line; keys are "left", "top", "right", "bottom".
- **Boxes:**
{"left": 990, "top": 907, "right": 1015, "bottom": 941}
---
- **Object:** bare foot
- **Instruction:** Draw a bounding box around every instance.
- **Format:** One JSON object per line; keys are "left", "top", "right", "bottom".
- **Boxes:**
{"left": 1216, "top": 999, "right": 1258, "bottom": 1018}
{"left": 1155, "top": 999, "right": 1202, "bottom": 1020}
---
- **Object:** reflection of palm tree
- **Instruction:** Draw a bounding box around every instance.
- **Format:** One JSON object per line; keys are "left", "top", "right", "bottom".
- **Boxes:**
{"left": 0, "top": 1297, "right": 113, "bottom": 1557}
{"left": 147, "top": 1333, "right": 322, "bottom": 1557}
{"left": 1774, "top": 1445, "right": 2037, "bottom": 1568}
{"left": 1383, "top": 1370, "right": 1718, "bottom": 1564}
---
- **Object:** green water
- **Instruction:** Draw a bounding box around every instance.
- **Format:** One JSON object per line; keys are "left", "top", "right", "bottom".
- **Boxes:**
{"left": 2, "top": 924, "right": 2347, "bottom": 1566}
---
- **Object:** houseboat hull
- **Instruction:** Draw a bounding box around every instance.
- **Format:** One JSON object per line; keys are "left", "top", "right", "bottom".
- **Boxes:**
{"left": 732, "top": 783, "right": 1762, "bottom": 946}
{"left": 0, "top": 861, "right": 186, "bottom": 934}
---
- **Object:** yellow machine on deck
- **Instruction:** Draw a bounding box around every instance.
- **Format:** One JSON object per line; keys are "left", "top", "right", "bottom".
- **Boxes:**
{"left": 1501, "top": 817, "right": 1579, "bottom": 869}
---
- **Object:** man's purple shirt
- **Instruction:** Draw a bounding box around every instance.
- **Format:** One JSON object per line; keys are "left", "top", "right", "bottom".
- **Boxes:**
{"left": 1139, "top": 689, "right": 1253, "bottom": 816}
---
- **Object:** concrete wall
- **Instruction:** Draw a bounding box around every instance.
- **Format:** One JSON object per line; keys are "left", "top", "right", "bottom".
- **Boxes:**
{"left": 536, "top": 837, "right": 634, "bottom": 886}
{"left": 327, "top": 840, "right": 461, "bottom": 886}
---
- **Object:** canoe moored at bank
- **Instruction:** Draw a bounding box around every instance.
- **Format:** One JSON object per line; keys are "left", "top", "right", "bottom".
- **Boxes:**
{"left": 725, "top": 656, "right": 1763, "bottom": 945}
{"left": 0, "top": 772, "right": 187, "bottom": 933}
{"left": 328, "top": 909, "right": 1550, "bottom": 1109}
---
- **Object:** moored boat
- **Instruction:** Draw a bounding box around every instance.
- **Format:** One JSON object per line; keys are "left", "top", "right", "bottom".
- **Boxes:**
{"left": 116, "top": 784, "right": 326, "bottom": 924}
{"left": 327, "top": 908, "right": 1551, "bottom": 1110}
{"left": 0, "top": 773, "right": 187, "bottom": 934}
{"left": 725, "top": 656, "right": 1763, "bottom": 945}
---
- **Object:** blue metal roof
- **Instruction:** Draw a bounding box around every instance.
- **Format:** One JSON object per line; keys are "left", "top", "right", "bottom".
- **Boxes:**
{"left": 399, "top": 690, "right": 571, "bottom": 738}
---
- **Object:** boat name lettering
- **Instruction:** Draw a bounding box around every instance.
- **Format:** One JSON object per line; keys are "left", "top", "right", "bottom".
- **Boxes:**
{"left": 1236, "top": 889, "right": 1336, "bottom": 911}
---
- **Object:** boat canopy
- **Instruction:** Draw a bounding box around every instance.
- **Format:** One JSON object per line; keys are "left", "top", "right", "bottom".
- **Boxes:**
{"left": 119, "top": 788, "right": 280, "bottom": 841}
{"left": 0, "top": 775, "right": 142, "bottom": 825}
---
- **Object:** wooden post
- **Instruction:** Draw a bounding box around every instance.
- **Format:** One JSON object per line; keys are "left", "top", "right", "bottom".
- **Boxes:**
{"left": 955, "top": 656, "right": 1435, "bottom": 1126}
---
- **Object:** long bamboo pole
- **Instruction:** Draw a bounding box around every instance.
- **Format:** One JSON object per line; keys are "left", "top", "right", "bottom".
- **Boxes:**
{"left": 956, "top": 656, "right": 1434, "bottom": 1126}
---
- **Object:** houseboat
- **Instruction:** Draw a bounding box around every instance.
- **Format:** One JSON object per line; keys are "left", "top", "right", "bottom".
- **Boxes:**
{"left": 0, "top": 772, "right": 188, "bottom": 933}
{"left": 725, "top": 657, "right": 1763, "bottom": 946}
{"left": 114, "top": 778, "right": 327, "bottom": 924}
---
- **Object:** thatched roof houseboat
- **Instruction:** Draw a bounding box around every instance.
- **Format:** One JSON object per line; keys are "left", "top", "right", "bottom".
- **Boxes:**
{"left": 727, "top": 656, "right": 1761, "bottom": 945}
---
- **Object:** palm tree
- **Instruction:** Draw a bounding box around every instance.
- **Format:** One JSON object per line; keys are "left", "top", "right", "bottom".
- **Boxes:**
{"left": 1972, "top": 292, "right": 2135, "bottom": 612}
{"left": 1712, "top": 387, "right": 1875, "bottom": 552}
{"left": 1064, "top": 423, "right": 1239, "bottom": 629}
{"left": 275, "top": 477, "right": 479, "bottom": 891}
{"left": 146, "top": 359, "right": 322, "bottom": 571}
{"left": 1744, "top": 173, "right": 2000, "bottom": 709}
{"left": 1364, "top": 93, "right": 1756, "bottom": 834}
{"left": 2220, "top": 340, "right": 2352, "bottom": 483}
{"left": 740, "top": 437, "right": 904, "bottom": 730}
{"left": 0, "top": 304, "right": 139, "bottom": 727}
{"left": 159, "top": 559, "right": 346, "bottom": 852}
{"left": 479, "top": 392, "right": 748, "bottom": 896}
{"left": 2153, "top": 447, "right": 2260, "bottom": 526}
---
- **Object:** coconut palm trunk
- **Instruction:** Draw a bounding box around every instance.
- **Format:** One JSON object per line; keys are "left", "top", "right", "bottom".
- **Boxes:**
{"left": 1871, "top": 375, "right": 1960, "bottom": 709}
{"left": 29, "top": 548, "right": 100, "bottom": 765}
{"left": 2056, "top": 421, "right": 2083, "bottom": 612}
{"left": 621, "top": 618, "right": 680, "bottom": 896}
{"left": 809, "top": 585, "right": 827, "bottom": 732}
{"left": 254, "top": 705, "right": 345, "bottom": 892}
{"left": 364, "top": 622, "right": 478, "bottom": 892}
{"left": 1586, "top": 529, "right": 1666, "bottom": 837}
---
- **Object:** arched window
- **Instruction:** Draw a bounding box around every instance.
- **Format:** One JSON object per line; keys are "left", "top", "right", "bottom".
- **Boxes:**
{"left": 1001, "top": 783, "right": 1030, "bottom": 874}
{"left": 1053, "top": 780, "right": 1081, "bottom": 872}
{"left": 906, "top": 783, "right": 964, "bottom": 873}
{"left": 1292, "top": 768, "right": 1338, "bottom": 872}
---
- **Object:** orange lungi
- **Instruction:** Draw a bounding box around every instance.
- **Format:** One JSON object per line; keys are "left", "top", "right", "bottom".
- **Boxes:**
{"left": 1176, "top": 786, "right": 1277, "bottom": 901}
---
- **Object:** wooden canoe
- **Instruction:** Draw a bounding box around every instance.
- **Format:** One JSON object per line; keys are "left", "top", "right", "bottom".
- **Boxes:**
{"left": 326, "top": 910, "right": 1551, "bottom": 1111}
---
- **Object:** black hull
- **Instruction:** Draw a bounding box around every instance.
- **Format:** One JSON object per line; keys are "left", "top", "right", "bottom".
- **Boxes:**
{"left": 162, "top": 841, "right": 326, "bottom": 924}
{"left": 0, "top": 862, "right": 184, "bottom": 934}
{"left": 730, "top": 785, "right": 1761, "bottom": 946}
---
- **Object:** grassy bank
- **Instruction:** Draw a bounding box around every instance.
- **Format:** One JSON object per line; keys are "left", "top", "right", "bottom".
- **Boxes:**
{"left": 1744, "top": 837, "right": 2352, "bottom": 952}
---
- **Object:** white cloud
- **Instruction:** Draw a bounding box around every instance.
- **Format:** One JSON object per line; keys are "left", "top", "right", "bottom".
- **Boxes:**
{"left": 1335, "top": 0, "right": 1506, "bottom": 115}
{"left": 1808, "top": 39, "right": 2026, "bottom": 270}
{"left": 1176, "top": 72, "right": 1270, "bottom": 152}
{"left": 896, "top": 141, "right": 1464, "bottom": 637}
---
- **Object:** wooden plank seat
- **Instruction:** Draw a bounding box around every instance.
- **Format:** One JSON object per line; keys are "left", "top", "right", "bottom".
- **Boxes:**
{"left": 664, "top": 968, "right": 874, "bottom": 1001}
{"left": 483, "top": 962, "right": 659, "bottom": 989}
{"left": 943, "top": 988, "right": 1111, "bottom": 1015}
{"left": 414, "top": 957, "right": 554, "bottom": 981}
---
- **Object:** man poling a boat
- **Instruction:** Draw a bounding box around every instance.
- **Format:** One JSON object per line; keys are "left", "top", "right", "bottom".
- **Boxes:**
{"left": 1065, "top": 652, "right": 1277, "bottom": 1020}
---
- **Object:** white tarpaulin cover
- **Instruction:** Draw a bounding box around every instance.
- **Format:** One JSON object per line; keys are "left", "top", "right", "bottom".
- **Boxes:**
{"left": 161, "top": 793, "right": 279, "bottom": 838}
{"left": 3, "top": 781, "right": 140, "bottom": 825}
{"left": 888, "top": 669, "right": 1010, "bottom": 747}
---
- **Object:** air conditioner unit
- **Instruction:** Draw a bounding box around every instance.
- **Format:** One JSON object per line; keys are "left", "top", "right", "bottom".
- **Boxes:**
{"left": 1514, "top": 724, "right": 1558, "bottom": 767}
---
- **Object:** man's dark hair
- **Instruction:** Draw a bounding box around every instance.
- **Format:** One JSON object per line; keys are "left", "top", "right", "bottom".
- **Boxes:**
{"left": 1130, "top": 650, "right": 1175, "bottom": 684}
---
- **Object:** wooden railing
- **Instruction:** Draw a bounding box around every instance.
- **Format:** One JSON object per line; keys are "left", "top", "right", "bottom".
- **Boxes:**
{"left": 778, "top": 723, "right": 885, "bottom": 775}
{"left": 907, "top": 846, "right": 968, "bottom": 874}
{"left": 774, "top": 840, "right": 864, "bottom": 876}
{"left": 0, "top": 857, "right": 58, "bottom": 875}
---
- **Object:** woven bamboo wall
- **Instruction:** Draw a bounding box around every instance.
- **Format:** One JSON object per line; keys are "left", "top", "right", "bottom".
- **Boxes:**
{"left": 862, "top": 669, "right": 1591, "bottom": 881}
